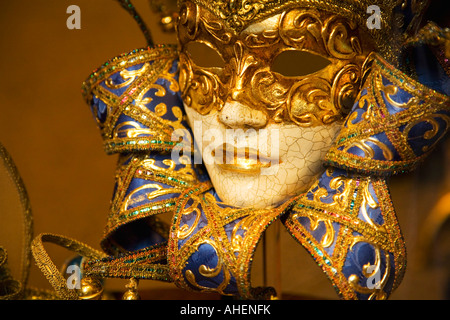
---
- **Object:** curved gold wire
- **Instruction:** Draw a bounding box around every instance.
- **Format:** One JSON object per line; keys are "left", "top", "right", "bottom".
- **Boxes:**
{"left": 0, "top": 142, "right": 33, "bottom": 299}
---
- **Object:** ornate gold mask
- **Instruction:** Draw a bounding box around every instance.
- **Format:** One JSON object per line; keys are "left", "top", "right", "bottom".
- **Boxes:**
{"left": 177, "top": 0, "right": 374, "bottom": 127}
{"left": 176, "top": 0, "right": 377, "bottom": 208}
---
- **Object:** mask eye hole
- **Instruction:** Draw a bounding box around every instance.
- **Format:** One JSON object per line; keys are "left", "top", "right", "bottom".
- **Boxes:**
{"left": 271, "top": 50, "right": 331, "bottom": 77}
{"left": 184, "top": 41, "right": 225, "bottom": 69}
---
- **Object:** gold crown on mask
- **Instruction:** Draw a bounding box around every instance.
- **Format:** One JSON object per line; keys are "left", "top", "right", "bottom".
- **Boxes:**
{"left": 176, "top": 0, "right": 431, "bottom": 63}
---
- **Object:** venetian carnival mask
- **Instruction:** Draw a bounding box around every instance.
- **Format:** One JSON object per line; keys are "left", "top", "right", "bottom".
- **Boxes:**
{"left": 5, "top": 0, "right": 450, "bottom": 302}
{"left": 177, "top": 0, "right": 374, "bottom": 207}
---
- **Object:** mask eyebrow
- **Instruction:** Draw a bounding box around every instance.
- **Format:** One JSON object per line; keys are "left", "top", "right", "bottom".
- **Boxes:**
{"left": 271, "top": 49, "right": 331, "bottom": 77}
{"left": 184, "top": 41, "right": 225, "bottom": 68}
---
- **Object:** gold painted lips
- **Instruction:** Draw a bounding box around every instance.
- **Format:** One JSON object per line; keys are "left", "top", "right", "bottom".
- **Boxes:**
{"left": 212, "top": 143, "right": 279, "bottom": 174}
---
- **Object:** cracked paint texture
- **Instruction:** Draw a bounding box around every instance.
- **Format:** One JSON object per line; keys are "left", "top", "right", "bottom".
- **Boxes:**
{"left": 185, "top": 106, "right": 342, "bottom": 208}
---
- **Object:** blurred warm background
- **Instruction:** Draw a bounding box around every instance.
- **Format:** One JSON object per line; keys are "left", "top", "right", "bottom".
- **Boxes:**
{"left": 0, "top": 0, "right": 449, "bottom": 300}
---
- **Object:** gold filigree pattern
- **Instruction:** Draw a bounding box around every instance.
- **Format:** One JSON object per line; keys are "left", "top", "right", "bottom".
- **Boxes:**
{"left": 103, "top": 153, "right": 199, "bottom": 253}
{"left": 168, "top": 183, "right": 298, "bottom": 299}
{"left": 82, "top": 45, "right": 192, "bottom": 154}
{"left": 104, "top": 63, "right": 150, "bottom": 90}
{"left": 181, "top": 0, "right": 431, "bottom": 63}
{"left": 178, "top": 2, "right": 372, "bottom": 127}
{"left": 348, "top": 238, "right": 390, "bottom": 300}
{"left": 177, "top": 196, "right": 202, "bottom": 239}
{"left": 284, "top": 170, "right": 406, "bottom": 300}
{"left": 185, "top": 238, "right": 232, "bottom": 295}
{"left": 325, "top": 53, "right": 450, "bottom": 176}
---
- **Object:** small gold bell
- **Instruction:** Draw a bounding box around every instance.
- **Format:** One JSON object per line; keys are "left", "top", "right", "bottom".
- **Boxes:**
{"left": 122, "top": 278, "right": 140, "bottom": 300}
{"left": 78, "top": 277, "right": 103, "bottom": 300}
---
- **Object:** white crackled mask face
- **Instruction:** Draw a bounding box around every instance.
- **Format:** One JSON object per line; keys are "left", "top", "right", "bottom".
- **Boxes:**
{"left": 177, "top": 1, "right": 372, "bottom": 208}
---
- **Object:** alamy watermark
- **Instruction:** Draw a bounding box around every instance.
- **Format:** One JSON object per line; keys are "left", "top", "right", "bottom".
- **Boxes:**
{"left": 66, "top": 5, "right": 81, "bottom": 29}
{"left": 67, "top": 5, "right": 382, "bottom": 31}
{"left": 66, "top": 5, "right": 382, "bottom": 31}
{"left": 66, "top": 264, "right": 82, "bottom": 289}
{"left": 366, "top": 264, "right": 382, "bottom": 290}
{"left": 367, "top": 5, "right": 382, "bottom": 30}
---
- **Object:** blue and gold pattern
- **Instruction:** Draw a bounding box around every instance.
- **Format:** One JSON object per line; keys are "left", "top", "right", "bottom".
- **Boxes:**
{"left": 325, "top": 52, "right": 450, "bottom": 176}
{"left": 82, "top": 45, "right": 192, "bottom": 155}
{"left": 81, "top": 45, "right": 200, "bottom": 257}
{"left": 28, "top": 6, "right": 450, "bottom": 301}
{"left": 168, "top": 183, "right": 298, "bottom": 299}
{"left": 283, "top": 168, "right": 405, "bottom": 299}
{"left": 79, "top": 44, "right": 301, "bottom": 299}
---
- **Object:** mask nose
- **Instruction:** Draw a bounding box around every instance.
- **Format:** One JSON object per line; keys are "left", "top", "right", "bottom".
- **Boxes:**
{"left": 218, "top": 41, "right": 268, "bottom": 129}
{"left": 218, "top": 101, "right": 268, "bottom": 129}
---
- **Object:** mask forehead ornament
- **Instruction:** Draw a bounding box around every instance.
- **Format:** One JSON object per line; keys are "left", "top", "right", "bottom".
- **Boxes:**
{"left": 180, "top": 0, "right": 430, "bottom": 61}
